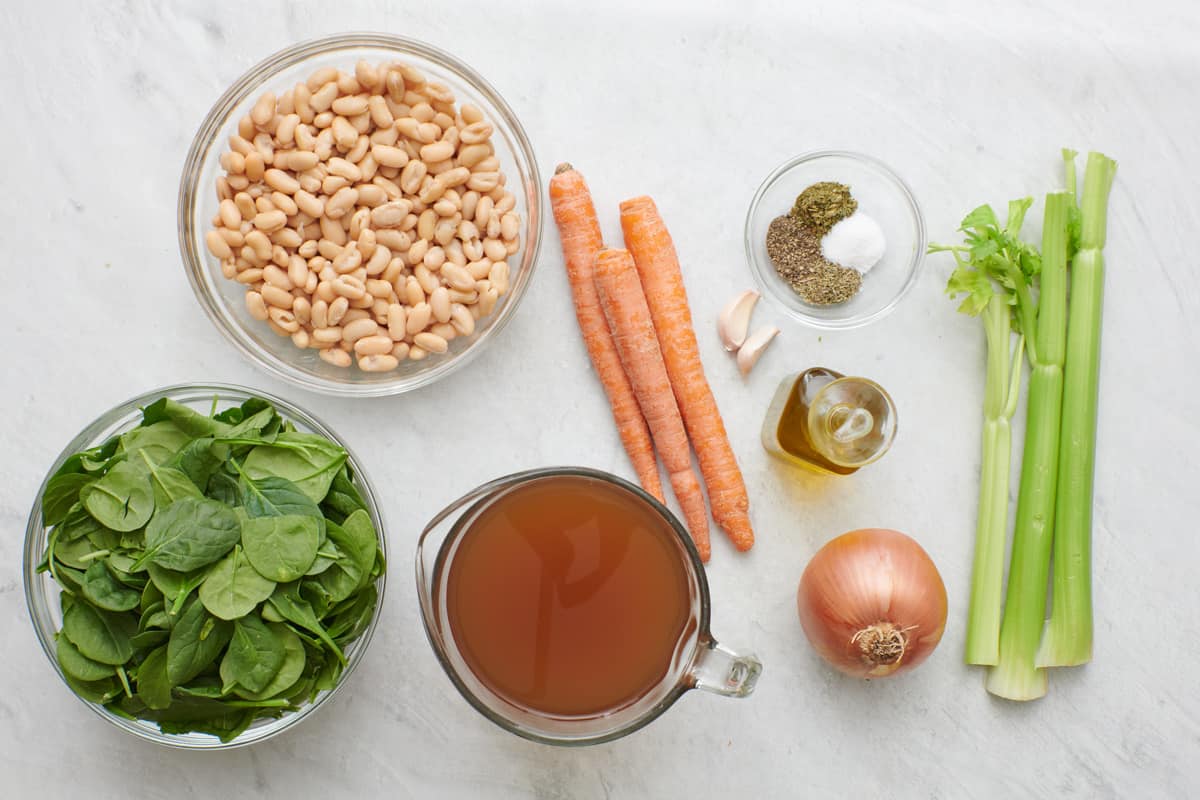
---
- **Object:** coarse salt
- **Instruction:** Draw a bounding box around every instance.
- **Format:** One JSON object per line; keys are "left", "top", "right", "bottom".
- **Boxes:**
{"left": 821, "top": 211, "right": 886, "bottom": 274}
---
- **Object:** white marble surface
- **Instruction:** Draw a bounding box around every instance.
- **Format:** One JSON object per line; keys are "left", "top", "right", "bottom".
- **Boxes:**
{"left": 2, "top": 1, "right": 1197, "bottom": 797}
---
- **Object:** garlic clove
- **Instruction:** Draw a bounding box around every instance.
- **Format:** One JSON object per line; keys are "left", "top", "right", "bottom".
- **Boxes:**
{"left": 737, "top": 325, "right": 779, "bottom": 376}
{"left": 718, "top": 290, "right": 760, "bottom": 352}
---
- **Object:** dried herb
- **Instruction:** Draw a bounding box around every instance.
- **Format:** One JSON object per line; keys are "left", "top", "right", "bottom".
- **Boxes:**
{"left": 790, "top": 182, "right": 857, "bottom": 234}
{"left": 766, "top": 215, "right": 861, "bottom": 305}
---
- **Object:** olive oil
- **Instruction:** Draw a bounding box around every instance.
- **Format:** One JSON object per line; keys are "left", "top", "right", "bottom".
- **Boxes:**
{"left": 762, "top": 367, "right": 896, "bottom": 475}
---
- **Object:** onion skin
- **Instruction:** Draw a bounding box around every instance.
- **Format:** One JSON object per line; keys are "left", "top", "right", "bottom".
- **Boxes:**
{"left": 797, "top": 528, "right": 948, "bottom": 678}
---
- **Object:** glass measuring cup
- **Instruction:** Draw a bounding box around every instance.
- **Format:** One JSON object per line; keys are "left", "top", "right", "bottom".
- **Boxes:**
{"left": 416, "top": 467, "right": 762, "bottom": 746}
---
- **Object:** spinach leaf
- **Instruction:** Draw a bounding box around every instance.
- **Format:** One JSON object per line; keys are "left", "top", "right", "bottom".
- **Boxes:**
{"left": 61, "top": 601, "right": 136, "bottom": 665}
{"left": 220, "top": 615, "right": 285, "bottom": 693}
{"left": 320, "top": 465, "right": 367, "bottom": 523}
{"left": 158, "top": 710, "right": 258, "bottom": 744}
{"left": 214, "top": 397, "right": 278, "bottom": 434}
{"left": 222, "top": 406, "right": 279, "bottom": 441}
{"left": 141, "top": 398, "right": 232, "bottom": 439}
{"left": 305, "top": 542, "right": 341, "bottom": 576}
{"left": 140, "top": 607, "right": 174, "bottom": 632}
{"left": 64, "top": 673, "right": 122, "bottom": 704}
{"left": 136, "top": 646, "right": 173, "bottom": 710}
{"left": 52, "top": 534, "right": 104, "bottom": 570}
{"left": 146, "top": 563, "right": 209, "bottom": 615}
{"left": 42, "top": 473, "right": 91, "bottom": 526}
{"left": 81, "top": 460, "right": 154, "bottom": 532}
{"left": 141, "top": 452, "right": 204, "bottom": 507}
{"left": 55, "top": 504, "right": 108, "bottom": 542}
{"left": 173, "top": 679, "right": 226, "bottom": 699}
{"left": 55, "top": 435, "right": 120, "bottom": 479}
{"left": 234, "top": 623, "right": 305, "bottom": 701}
{"left": 134, "top": 497, "right": 240, "bottom": 572}
{"left": 199, "top": 545, "right": 276, "bottom": 621}
{"left": 53, "top": 564, "right": 87, "bottom": 595}
{"left": 119, "top": 421, "right": 190, "bottom": 465}
{"left": 328, "top": 584, "right": 378, "bottom": 644}
{"left": 319, "top": 510, "right": 378, "bottom": 599}
{"left": 166, "top": 597, "right": 233, "bottom": 686}
{"left": 56, "top": 633, "right": 116, "bottom": 681}
{"left": 239, "top": 475, "right": 325, "bottom": 534}
{"left": 172, "top": 438, "right": 229, "bottom": 489}
{"left": 205, "top": 470, "right": 241, "bottom": 506}
{"left": 267, "top": 582, "right": 345, "bottom": 664}
{"left": 241, "top": 432, "right": 347, "bottom": 503}
{"left": 79, "top": 562, "right": 141, "bottom": 612}
{"left": 130, "top": 629, "right": 169, "bottom": 650}
{"left": 241, "top": 515, "right": 321, "bottom": 582}
{"left": 106, "top": 550, "right": 144, "bottom": 575}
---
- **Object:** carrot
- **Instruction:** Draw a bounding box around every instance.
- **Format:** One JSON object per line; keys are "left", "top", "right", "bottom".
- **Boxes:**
{"left": 594, "top": 248, "right": 711, "bottom": 562}
{"left": 620, "top": 196, "right": 753, "bottom": 551}
{"left": 549, "top": 164, "right": 663, "bottom": 503}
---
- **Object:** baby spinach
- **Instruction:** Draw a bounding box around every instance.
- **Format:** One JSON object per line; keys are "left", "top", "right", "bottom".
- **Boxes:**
{"left": 79, "top": 561, "right": 141, "bottom": 612}
{"left": 172, "top": 438, "right": 229, "bottom": 489}
{"left": 56, "top": 634, "right": 116, "bottom": 681}
{"left": 136, "top": 646, "right": 173, "bottom": 710}
{"left": 267, "top": 582, "right": 345, "bottom": 664}
{"left": 42, "top": 473, "right": 91, "bottom": 526}
{"left": 141, "top": 453, "right": 204, "bottom": 507}
{"left": 147, "top": 563, "right": 210, "bottom": 616}
{"left": 220, "top": 615, "right": 285, "bottom": 693}
{"left": 141, "top": 398, "right": 232, "bottom": 439}
{"left": 119, "top": 421, "right": 191, "bottom": 465}
{"left": 39, "top": 394, "right": 383, "bottom": 741}
{"left": 240, "top": 475, "right": 324, "bottom": 530}
{"left": 81, "top": 460, "right": 155, "bottom": 532}
{"left": 167, "top": 597, "right": 233, "bottom": 686}
{"left": 135, "top": 497, "right": 240, "bottom": 572}
{"left": 241, "top": 432, "right": 346, "bottom": 504}
{"left": 62, "top": 601, "right": 136, "bottom": 665}
{"left": 199, "top": 546, "right": 276, "bottom": 621}
{"left": 234, "top": 623, "right": 305, "bottom": 701}
{"left": 241, "top": 515, "right": 321, "bottom": 582}
{"left": 320, "top": 466, "right": 367, "bottom": 523}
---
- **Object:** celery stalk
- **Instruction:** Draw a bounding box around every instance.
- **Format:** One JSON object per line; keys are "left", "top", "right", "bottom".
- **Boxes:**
{"left": 930, "top": 199, "right": 1040, "bottom": 665}
{"left": 986, "top": 192, "right": 1071, "bottom": 701}
{"left": 964, "top": 297, "right": 1023, "bottom": 664}
{"left": 1037, "top": 152, "right": 1117, "bottom": 667}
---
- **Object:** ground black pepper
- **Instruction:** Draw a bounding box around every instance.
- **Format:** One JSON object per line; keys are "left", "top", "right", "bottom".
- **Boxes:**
{"left": 766, "top": 215, "right": 861, "bottom": 305}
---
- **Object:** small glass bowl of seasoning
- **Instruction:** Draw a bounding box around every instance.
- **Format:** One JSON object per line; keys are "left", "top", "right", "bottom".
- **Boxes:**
{"left": 745, "top": 151, "right": 924, "bottom": 329}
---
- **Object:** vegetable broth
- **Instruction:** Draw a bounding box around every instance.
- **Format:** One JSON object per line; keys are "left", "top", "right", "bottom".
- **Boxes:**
{"left": 443, "top": 475, "right": 693, "bottom": 717}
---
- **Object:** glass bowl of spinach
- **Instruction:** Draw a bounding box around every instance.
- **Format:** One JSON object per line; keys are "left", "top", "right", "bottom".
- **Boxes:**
{"left": 23, "top": 383, "right": 387, "bottom": 749}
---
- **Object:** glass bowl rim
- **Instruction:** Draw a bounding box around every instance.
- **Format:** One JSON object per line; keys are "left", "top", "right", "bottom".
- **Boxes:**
{"left": 744, "top": 149, "right": 926, "bottom": 330}
{"left": 22, "top": 381, "right": 388, "bottom": 750}
{"left": 177, "top": 32, "right": 543, "bottom": 397}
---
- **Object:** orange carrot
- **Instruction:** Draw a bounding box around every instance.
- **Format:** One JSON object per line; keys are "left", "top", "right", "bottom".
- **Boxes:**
{"left": 593, "top": 248, "right": 711, "bottom": 561}
{"left": 620, "top": 196, "right": 753, "bottom": 551}
{"left": 549, "top": 164, "right": 664, "bottom": 503}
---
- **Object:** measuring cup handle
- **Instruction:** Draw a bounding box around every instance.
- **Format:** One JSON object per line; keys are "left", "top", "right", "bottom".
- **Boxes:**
{"left": 690, "top": 637, "right": 762, "bottom": 698}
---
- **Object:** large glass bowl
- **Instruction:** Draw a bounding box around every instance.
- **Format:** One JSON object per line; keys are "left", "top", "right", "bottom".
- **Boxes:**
{"left": 745, "top": 151, "right": 924, "bottom": 330}
{"left": 22, "top": 383, "right": 388, "bottom": 749}
{"left": 179, "top": 34, "right": 543, "bottom": 396}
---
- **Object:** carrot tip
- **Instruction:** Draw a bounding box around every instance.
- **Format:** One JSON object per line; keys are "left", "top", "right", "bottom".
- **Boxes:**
{"left": 554, "top": 162, "right": 574, "bottom": 175}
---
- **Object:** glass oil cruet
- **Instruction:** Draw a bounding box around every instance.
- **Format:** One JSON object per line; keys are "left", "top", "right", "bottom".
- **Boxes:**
{"left": 761, "top": 367, "right": 897, "bottom": 475}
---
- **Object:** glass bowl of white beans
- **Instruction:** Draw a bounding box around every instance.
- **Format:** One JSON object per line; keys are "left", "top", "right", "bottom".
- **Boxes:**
{"left": 180, "top": 34, "right": 542, "bottom": 396}
{"left": 24, "top": 383, "right": 387, "bottom": 748}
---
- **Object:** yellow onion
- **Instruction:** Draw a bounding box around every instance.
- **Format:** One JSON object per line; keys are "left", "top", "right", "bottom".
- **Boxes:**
{"left": 797, "top": 528, "right": 947, "bottom": 678}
